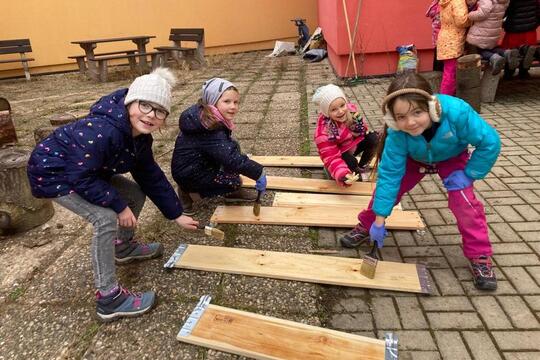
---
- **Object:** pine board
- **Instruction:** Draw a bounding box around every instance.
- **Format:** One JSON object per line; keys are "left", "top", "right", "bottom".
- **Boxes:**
{"left": 249, "top": 155, "right": 323, "bottom": 167}
{"left": 169, "top": 244, "right": 431, "bottom": 294}
{"left": 273, "top": 192, "right": 402, "bottom": 210}
{"left": 211, "top": 205, "right": 424, "bottom": 230}
{"left": 241, "top": 175, "right": 375, "bottom": 195}
{"left": 178, "top": 302, "right": 390, "bottom": 359}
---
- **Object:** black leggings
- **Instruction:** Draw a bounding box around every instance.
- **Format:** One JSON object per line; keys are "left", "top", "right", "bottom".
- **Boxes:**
{"left": 341, "top": 131, "right": 379, "bottom": 172}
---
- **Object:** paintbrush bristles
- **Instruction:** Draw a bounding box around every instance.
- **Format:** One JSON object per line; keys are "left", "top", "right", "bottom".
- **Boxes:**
{"left": 205, "top": 226, "right": 225, "bottom": 241}
{"left": 360, "top": 255, "right": 378, "bottom": 279}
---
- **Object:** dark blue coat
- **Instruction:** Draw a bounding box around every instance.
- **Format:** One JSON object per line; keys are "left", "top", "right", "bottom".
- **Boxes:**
{"left": 503, "top": 0, "right": 539, "bottom": 33}
{"left": 27, "top": 89, "right": 183, "bottom": 220}
{"left": 171, "top": 104, "right": 263, "bottom": 189}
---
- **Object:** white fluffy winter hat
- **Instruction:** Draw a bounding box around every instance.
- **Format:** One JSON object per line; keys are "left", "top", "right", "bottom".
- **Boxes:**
{"left": 312, "top": 84, "right": 347, "bottom": 117}
{"left": 124, "top": 67, "right": 177, "bottom": 113}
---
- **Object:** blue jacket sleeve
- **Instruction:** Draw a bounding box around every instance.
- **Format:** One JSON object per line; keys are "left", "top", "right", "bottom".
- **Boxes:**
{"left": 373, "top": 131, "right": 409, "bottom": 217}
{"left": 454, "top": 103, "right": 501, "bottom": 179}
{"left": 131, "top": 137, "right": 183, "bottom": 220}
{"left": 64, "top": 123, "right": 128, "bottom": 213}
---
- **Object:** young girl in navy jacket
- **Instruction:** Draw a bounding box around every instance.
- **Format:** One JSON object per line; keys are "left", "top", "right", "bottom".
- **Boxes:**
{"left": 27, "top": 68, "right": 198, "bottom": 322}
{"left": 171, "top": 78, "right": 267, "bottom": 214}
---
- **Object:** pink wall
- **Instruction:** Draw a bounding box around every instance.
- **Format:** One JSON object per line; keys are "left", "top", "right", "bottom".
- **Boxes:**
{"left": 319, "top": 0, "right": 434, "bottom": 77}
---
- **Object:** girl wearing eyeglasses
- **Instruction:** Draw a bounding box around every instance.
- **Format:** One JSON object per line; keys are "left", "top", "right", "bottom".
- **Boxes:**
{"left": 27, "top": 68, "right": 198, "bottom": 322}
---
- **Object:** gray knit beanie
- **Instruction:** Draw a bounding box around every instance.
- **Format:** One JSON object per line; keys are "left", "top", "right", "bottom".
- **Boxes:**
{"left": 124, "top": 68, "right": 177, "bottom": 113}
{"left": 202, "top": 78, "right": 235, "bottom": 106}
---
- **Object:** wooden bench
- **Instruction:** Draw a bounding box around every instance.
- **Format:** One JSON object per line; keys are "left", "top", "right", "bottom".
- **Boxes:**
{"left": 88, "top": 51, "right": 166, "bottom": 82}
{"left": 155, "top": 28, "right": 205, "bottom": 69}
{"left": 0, "top": 39, "right": 34, "bottom": 80}
{"left": 68, "top": 50, "right": 138, "bottom": 74}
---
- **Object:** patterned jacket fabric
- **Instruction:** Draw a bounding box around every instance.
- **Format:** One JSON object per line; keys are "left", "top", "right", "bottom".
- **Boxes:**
{"left": 314, "top": 103, "right": 366, "bottom": 184}
{"left": 27, "top": 89, "right": 183, "bottom": 220}
{"left": 171, "top": 104, "right": 263, "bottom": 190}
{"left": 373, "top": 94, "right": 501, "bottom": 217}
{"left": 467, "top": 0, "right": 510, "bottom": 49}
{"left": 437, "top": 0, "right": 471, "bottom": 60}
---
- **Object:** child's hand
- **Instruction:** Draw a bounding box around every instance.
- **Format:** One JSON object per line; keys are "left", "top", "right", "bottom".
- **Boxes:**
{"left": 344, "top": 172, "right": 360, "bottom": 185}
{"left": 443, "top": 170, "right": 473, "bottom": 191}
{"left": 175, "top": 214, "right": 199, "bottom": 230}
{"left": 118, "top": 207, "right": 137, "bottom": 228}
{"left": 369, "top": 222, "right": 387, "bottom": 248}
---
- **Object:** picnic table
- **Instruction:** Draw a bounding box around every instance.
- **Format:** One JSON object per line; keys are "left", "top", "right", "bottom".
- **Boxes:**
{"left": 71, "top": 35, "right": 159, "bottom": 81}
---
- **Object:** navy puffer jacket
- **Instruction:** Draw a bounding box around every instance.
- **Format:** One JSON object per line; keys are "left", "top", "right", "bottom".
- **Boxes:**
{"left": 171, "top": 104, "right": 263, "bottom": 188}
{"left": 503, "top": 0, "right": 539, "bottom": 33}
{"left": 27, "top": 89, "right": 183, "bottom": 219}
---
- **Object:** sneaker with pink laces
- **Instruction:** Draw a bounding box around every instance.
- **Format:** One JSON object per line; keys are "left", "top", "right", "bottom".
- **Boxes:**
{"left": 96, "top": 285, "right": 156, "bottom": 322}
{"left": 469, "top": 256, "right": 497, "bottom": 290}
{"left": 114, "top": 238, "right": 164, "bottom": 265}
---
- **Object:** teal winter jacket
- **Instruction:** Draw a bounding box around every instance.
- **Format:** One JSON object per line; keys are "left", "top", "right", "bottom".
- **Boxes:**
{"left": 373, "top": 94, "right": 500, "bottom": 217}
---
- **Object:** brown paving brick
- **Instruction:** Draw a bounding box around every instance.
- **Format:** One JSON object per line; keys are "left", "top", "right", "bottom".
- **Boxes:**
{"left": 434, "top": 331, "right": 471, "bottom": 359}
{"left": 521, "top": 232, "right": 540, "bottom": 242}
{"left": 492, "top": 331, "right": 540, "bottom": 351}
{"left": 398, "top": 351, "right": 442, "bottom": 360}
{"left": 400, "top": 247, "right": 442, "bottom": 257}
{"left": 494, "top": 205, "right": 526, "bottom": 222}
{"left": 462, "top": 331, "right": 502, "bottom": 360}
{"left": 503, "top": 352, "right": 540, "bottom": 360}
{"left": 503, "top": 267, "right": 540, "bottom": 294}
{"left": 498, "top": 296, "right": 540, "bottom": 328}
{"left": 427, "top": 312, "right": 483, "bottom": 330}
{"left": 516, "top": 190, "right": 540, "bottom": 204}
{"left": 524, "top": 295, "right": 540, "bottom": 311}
{"left": 489, "top": 223, "right": 523, "bottom": 242}
{"left": 396, "top": 297, "right": 428, "bottom": 330}
{"left": 415, "top": 201, "right": 449, "bottom": 210}
{"left": 527, "top": 266, "right": 540, "bottom": 285}
{"left": 486, "top": 197, "right": 527, "bottom": 206}
{"left": 510, "top": 222, "right": 540, "bottom": 232}
{"left": 494, "top": 254, "right": 539, "bottom": 266}
{"left": 431, "top": 269, "right": 465, "bottom": 295}
{"left": 513, "top": 205, "right": 540, "bottom": 221}
{"left": 482, "top": 190, "right": 522, "bottom": 199}
{"left": 329, "top": 313, "right": 373, "bottom": 331}
{"left": 471, "top": 296, "right": 512, "bottom": 329}
{"left": 484, "top": 178, "right": 511, "bottom": 191}
{"left": 419, "top": 209, "right": 446, "bottom": 226}
{"left": 373, "top": 297, "right": 401, "bottom": 329}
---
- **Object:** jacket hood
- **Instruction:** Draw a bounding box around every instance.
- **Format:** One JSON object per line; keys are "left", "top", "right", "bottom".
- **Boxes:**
{"left": 88, "top": 88, "right": 132, "bottom": 136}
{"left": 179, "top": 104, "right": 214, "bottom": 135}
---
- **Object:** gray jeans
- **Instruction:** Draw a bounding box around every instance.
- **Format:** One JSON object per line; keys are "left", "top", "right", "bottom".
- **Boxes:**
{"left": 53, "top": 175, "right": 146, "bottom": 292}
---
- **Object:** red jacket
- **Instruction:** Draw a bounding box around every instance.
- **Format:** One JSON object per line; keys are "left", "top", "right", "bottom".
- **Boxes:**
{"left": 314, "top": 104, "right": 367, "bottom": 185}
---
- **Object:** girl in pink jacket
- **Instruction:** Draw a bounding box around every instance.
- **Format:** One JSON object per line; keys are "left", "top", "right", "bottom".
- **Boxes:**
{"left": 466, "top": 0, "right": 520, "bottom": 74}
{"left": 312, "top": 84, "right": 379, "bottom": 186}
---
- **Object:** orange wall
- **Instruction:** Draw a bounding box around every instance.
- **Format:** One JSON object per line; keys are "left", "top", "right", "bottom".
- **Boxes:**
{"left": 1, "top": 0, "right": 318, "bottom": 78}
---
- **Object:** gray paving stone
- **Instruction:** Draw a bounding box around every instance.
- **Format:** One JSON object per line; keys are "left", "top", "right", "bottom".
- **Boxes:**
{"left": 492, "top": 331, "right": 540, "bottom": 351}
{"left": 462, "top": 331, "right": 503, "bottom": 360}
{"left": 426, "top": 312, "right": 483, "bottom": 330}
{"left": 498, "top": 296, "right": 540, "bottom": 328}
{"left": 471, "top": 296, "right": 513, "bottom": 329}
{"left": 434, "top": 331, "right": 471, "bottom": 360}
{"left": 373, "top": 297, "right": 401, "bottom": 329}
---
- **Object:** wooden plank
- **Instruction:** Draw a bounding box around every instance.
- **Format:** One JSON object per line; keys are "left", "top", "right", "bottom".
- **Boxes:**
{"left": 170, "top": 244, "right": 431, "bottom": 294}
{"left": 178, "top": 297, "right": 396, "bottom": 360}
{"left": 273, "top": 192, "right": 402, "bottom": 210}
{"left": 241, "top": 175, "right": 375, "bottom": 195}
{"left": 211, "top": 205, "right": 424, "bottom": 230}
{"left": 249, "top": 155, "right": 323, "bottom": 167}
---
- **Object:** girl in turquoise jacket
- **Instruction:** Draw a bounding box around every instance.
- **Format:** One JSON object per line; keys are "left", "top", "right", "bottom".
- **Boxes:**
{"left": 340, "top": 72, "right": 501, "bottom": 291}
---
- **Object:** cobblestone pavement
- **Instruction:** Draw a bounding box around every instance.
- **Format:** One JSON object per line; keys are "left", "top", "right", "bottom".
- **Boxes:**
{"left": 0, "top": 52, "right": 539, "bottom": 359}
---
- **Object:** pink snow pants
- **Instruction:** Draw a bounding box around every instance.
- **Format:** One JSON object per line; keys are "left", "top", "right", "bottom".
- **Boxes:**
{"left": 440, "top": 58, "right": 457, "bottom": 96}
{"left": 358, "top": 151, "right": 492, "bottom": 259}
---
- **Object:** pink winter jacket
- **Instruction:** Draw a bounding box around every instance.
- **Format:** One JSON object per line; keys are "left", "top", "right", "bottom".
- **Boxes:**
{"left": 314, "top": 104, "right": 364, "bottom": 186}
{"left": 466, "top": 0, "right": 509, "bottom": 49}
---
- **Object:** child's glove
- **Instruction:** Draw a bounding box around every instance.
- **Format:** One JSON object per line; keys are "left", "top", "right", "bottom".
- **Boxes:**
{"left": 343, "top": 172, "right": 360, "bottom": 185}
{"left": 443, "top": 170, "right": 473, "bottom": 191}
{"left": 255, "top": 172, "right": 267, "bottom": 192}
{"left": 369, "top": 222, "right": 387, "bottom": 248}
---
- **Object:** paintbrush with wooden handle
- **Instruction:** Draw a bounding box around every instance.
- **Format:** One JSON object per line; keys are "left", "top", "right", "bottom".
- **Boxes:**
{"left": 360, "top": 242, "right": 378, "bottom": 279}
{"left": 198, "top": 223, "right": 225, "bottom": 241}
{"left": 253, "top": 190, "right": 262, "bottom": 216}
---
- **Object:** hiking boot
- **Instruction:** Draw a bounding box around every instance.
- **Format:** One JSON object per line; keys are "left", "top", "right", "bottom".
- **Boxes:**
{"left": 224, "top": 188, "right": 258, "bottom": 202}
{"left": 504, "top": 49, "right": 520, "bottom": 71}
{"left": 519, "top": 45, "right": 536, "bottom": 69}
{"left": 489, "top": 54, "right": 505, "bottom": 75}
{"left": 114, "top": 238, "right": 164, "bottom": 265}
{"left": 469, "top": 256, "right": 497, "bottom": 291}
{"left": 339, "top": 224, "right": 370, "bottom": 248}
{"left": 96, "top": 285, "right": 156, "bottom": 322}
{"left": 178, "top": 187, "right": 195, "bottom": 216}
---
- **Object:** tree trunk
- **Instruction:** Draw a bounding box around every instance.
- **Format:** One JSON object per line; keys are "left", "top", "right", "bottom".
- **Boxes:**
{"left": 0, "top": 147, "right": 54, "bottom": 235}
